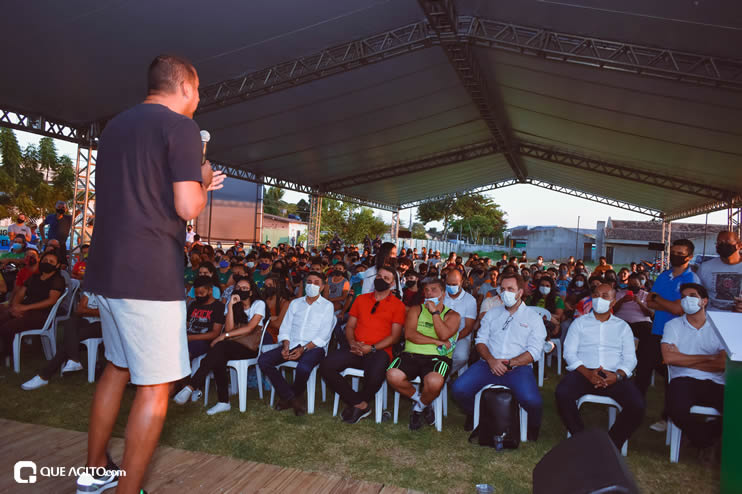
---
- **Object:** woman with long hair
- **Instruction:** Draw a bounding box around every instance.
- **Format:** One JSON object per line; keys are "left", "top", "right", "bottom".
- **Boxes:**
{"left": 263, "top": 274, "right": 292, "bottom": 342}
{"left": 526, "top": 276, "right": 564, "bottom": 337}
{"left": 361, "top": 242, "right": 401, "bottom": 295}
{"left": 173, "top": 276, "right": 265, "bottom": 415}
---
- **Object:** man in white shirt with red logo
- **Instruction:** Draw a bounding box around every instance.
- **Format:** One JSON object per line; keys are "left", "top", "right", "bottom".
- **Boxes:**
{"left": 557, "top": 283, "right": 644, "bottom": 450}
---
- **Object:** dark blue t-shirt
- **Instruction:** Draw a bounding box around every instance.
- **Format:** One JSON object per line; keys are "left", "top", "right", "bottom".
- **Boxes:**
{"left": 44, "top": 213, "right": 72, "bottom": 241}
{"left": 83, "top": 103, "right": 202, "bottom": 300}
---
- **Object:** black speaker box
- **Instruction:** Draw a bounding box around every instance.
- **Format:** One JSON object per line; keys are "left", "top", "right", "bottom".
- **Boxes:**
{"left": 533, "top": 428, "right": 640, "bottom": 494}
{"left": 647, "top": 242, "right": 665, "bottom": 251}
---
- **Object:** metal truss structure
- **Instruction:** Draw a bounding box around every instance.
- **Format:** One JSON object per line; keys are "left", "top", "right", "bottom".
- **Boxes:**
{"left": 308, "top": 195, "right": 323, "bottom": 249}
{"left": 71, "top": 136, "right": 96, "bottom": 248}
{"left": 390, "top": 211, "right": 400, "bottom": 241}
{"left": 320, "top": 141, "right": 498, "bottom": 190}
{"left": 400, "top": 178, "right": 520, "bottom": 208}
{"left": 519, "top": 142, "right": 733, "bottom": 202}
{"left": 196, "top": 21, "right": 436, "bottom": 114}
{"left": 660, "top": 220, "right": 673, "bottom": 271}
{"left": 463, "top": 17, "right": 742, "bottom": 91}
{"left": 663, "top": 195, "right": 742, "bottom": 222}
{"left": 419, "top": 0, "right": 526, "bottom": 181}
{"left": 0, "top": 107, "right": 97, "bottom": 145}
{"left": 729, "top": 208, "right": 741, "bottom": 238}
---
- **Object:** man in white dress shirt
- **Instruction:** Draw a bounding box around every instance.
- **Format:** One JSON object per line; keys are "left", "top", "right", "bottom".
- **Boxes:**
{"left": 451, "top": 273, "right": 547, "bottom": 439}
{"left": 662, "top": 282, "right": 725, "bottom": 452}
{"left": 258, "top": 271, "right": 334, "bottom": 416}
{"left": 557, "top": 283, "right": 645, "bottom": 449}
{"left": 444, "top": 269, "right": 478, "bottom": 375}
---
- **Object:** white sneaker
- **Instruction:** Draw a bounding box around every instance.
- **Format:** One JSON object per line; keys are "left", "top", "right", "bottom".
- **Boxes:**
{"left": 191, "top": 389, "right": 203, "bottom": 402}
{"left": 173, "top": 386, "right": 193, "bottom": 405}
{"left": 650, "top": 419, "right": 667, "bottom": 432}
{"left": 21, "top": 375, "right": 49, "bottom": 390}
{"left": 206, "top": 402, "right": 231, "bottom": 415}
{"left": 61, "top": 360, "right": 84, "bottom": 374}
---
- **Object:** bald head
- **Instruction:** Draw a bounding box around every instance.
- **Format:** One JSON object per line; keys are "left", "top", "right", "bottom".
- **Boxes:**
{"left": 592, "top": 283, "right": 616, "bottom": 300}
{"left": 445, "top": 269, "right": 463, "bottom": 284}
{"left": 718, "top": 230, "right": 740, "bottom": 244}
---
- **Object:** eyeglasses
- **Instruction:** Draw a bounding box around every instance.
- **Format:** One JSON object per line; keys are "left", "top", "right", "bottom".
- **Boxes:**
{"left": 501, "top": 315, "right": 514, "bottom": 331}
{"left": 371, "top": 300, "right": 380, "bottom": 314}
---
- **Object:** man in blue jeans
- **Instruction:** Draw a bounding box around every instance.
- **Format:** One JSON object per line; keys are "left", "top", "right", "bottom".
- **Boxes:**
{"left": 452, "top": 272, "right": 547, "bottom": 440}
{"left": 259, "top": 271, "right": 334, "bottom": 416}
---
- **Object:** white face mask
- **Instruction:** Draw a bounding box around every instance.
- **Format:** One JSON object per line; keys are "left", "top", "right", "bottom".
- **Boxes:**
{"left": 575, "top": 280, "right": 585, "bottom": 288}
{"left": 592, "top": 297, "right": 612, "bottom": 314}
{"left": 501, "top": 290, "right": 519, "bottom": 308}
{"left": 539, "top": 286, "right": 551, "bottom": 295}
{"left": 246, "top": 262, "right": 255, "bottom": 268}
{"left": 305, "top": 283, "right": 321, "bottom": 298}
{"left": 681, "top": 296, "right": 703, "bottom": 315}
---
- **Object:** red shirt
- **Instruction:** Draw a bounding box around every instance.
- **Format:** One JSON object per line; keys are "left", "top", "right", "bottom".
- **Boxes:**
{"left": 15, "top": 266, "right": 37, "bottom": 288}
{"left": 349, "top": 292, "right": 406, "bottom": 359}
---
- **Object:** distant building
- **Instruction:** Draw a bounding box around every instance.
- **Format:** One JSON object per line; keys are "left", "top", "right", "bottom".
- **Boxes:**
{"left": 597, "top": 219, "right": 727, "bottom": 265}
{"left": 262, "top": 214, "right": 307, "bottom": 247}
{"left": 504, "top": 226, "right": 597, "bottom": 261}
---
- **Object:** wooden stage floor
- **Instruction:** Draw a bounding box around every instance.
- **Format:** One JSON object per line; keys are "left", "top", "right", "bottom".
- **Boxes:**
{"left": 0, "top": 419, "right": 424, "bottom": 493}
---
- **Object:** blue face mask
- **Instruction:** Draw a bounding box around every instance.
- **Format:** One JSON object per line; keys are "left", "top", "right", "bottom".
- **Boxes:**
{"left": 424, "top": 297, "right": 439, "bottom": 306}
{"left": 446, "top": 284, "right": 459, "bottom": 295}
{"left": 617, "top": 282, "right": 628, "bottom": 289}
{"left": 219, "top": 260, "right": 229, "bottom": 269}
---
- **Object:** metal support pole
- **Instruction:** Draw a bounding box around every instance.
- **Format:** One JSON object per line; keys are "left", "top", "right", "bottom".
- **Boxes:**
{"left": 71, "top": 130, "right": 96, "bottom": 249}
{"left": 207, "top": 190, "right": 214, "bottom": 245}
{"left": 254, "top": 183, "right": 263, "bottom": 246}
{"left": 308, "top": 194, "right": 323, "bottom": 250}
{"left": 661, "top": 220, "right": 672, "bottom": 271}
{"left": 728, "top": 206, "right": 741, "bottom": 238}
{"left": 390, "top": 210, "right": 400, "bottom": 242}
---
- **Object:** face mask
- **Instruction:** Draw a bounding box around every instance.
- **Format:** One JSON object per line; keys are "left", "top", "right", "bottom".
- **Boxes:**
{"left": 539, "top": 286, "right": 551, "bottom": 295}
{"left": 592, "top": 297, "right": 612, "bottom": 314}
{"left": 258, "top": 263, "right": 270, "bottom": 270}
{"left": 263, "top": 287, "right": 277, "bottom": 298}
{"left": 446, "top": 284, "right": 459, "bottom": 295}
{"left": 617, "top": 282, "right": 628, "bottom": 289}
{"left": 717, "top": 242, "right": 738, "bottom": 258}
{"left": 560, "top": 269, "right": 568, "bottom": 275}
{"left": 246, "top": 262, "right": 255, "bottom": 268}
{"left": 39, "top": 262, "right": 57, "bottom": 274}
{"left": 669, "top": 254, "right": 687, "bottom": 268}
{"left": 12, "top": 243, "right": 23, "bottom": 252}
{"left": 681, "top": 296, "right": 703, "bottom": 315}
{"left": 639, "top": 278, "right": 646, "bottom": 285}
{"left": 305, "top": 283, "right": 321, "bottom": 298}
{"left": 424, "top": 297, "right": 439, "bottom": 306}
{"left": 349, "top": 274, "right": 361, "bottom": 284}
{"left": 501, "top": 290, "right": 519, "bottom": 307}
{"left": 195, "top": 295, "right": 209, "bottom": 305}
{"left": 16, "top": 217, "right": 24, "bottom": 224}
{"left": 575, "top": 280, "right": 585, "bottom": 288}
{"left": 219, "top": 260, "right": 229, "bottom": 269}
{"left": 234, "top": 289, "right": 250, "bottom": 301}
{"left": 331, "top": 259, "right": 339, "bottom": 265}
{"left": 405, "top": 280, "right": 416, "bottom": 288}
{"left": 374, "top": 278, "right": 391, "bottom": 292}
{"left": 629, "top": 286, "right": 640, "bottom": 294}
{"left": 56, "top": 208, "right": 65, "bottom": 214}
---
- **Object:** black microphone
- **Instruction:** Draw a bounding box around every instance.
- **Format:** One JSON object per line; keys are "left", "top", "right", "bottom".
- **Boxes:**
{"left": 200, "top": 130, "right": 211, "bottom": 165}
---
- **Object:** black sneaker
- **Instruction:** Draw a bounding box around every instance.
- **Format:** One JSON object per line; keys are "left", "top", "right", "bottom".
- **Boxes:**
{"left": 423, "top": 405, "right": 435, "bottom": 426}
{"left": 75, "top": 452, "right": 119, "bottom": 494}
{"left": 464, "top": 414, "right": 474, "bottom": 432}
{"left": 409, "top": 409, "right": 424, "bottom": 431}
{"left": 341, "top": 406, "right": 354, "bottom": 422}
{"left": 345, "top": 405, "right": 372, "bottom": 424}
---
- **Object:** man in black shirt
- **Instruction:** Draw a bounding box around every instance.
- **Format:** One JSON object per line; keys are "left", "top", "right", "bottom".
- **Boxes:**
{"left": 79, "top": 55, "right": 224, "bottom": 494}
{"left": 0, "top": 251, "right": 65, "bottom": 357}
{"left": 187, "top": 276, "right": 225, "bottom": 360}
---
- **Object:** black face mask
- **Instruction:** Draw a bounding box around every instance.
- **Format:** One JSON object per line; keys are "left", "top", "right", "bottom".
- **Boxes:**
{"left": 16, "top": 217, "right": 24, "bottom": 224}
{"left": 234, "top": 289, "right": 250, "bottom": 301}
{"left": 195, "top": 295, "right": 209, "bottom": 305}
{"left": 405, "top": 280, "right": 417, "bottom": 288}
{"left": 56, "top": 208, "right": 65, "bottom": 214}
{"left": 669, "top": 254, "right": 688, "bottom": 268}
{"left": 374, "top": 278, "right": 391, "bottom": 292}
{"left": 717, "top": 242, "right": 738, "bottom": 259}
{"left": 39, "top": 262, "right": 57, "bottom": 274}
{"left": 263, "top": 287, "right": 277, "bottom": 298}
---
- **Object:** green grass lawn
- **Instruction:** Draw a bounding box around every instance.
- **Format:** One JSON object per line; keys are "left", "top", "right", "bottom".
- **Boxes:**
{"left": 0, "top": 344, "right": 719, "bottom": 494}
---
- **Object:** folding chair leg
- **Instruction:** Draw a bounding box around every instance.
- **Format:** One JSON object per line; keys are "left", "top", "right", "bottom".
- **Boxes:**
{"left": 393, "top": 392, "right": 400, "bottom": 424}
{"left": 256, "top": 366, "right": 264, "bottom": 400}
{"left": 85, "top": 340, "right": 101, "bottom": 383}
{"left": 235, "top": 364, "right": 248, "bottom": 412}
{"left": 12, "top": 334, "right": 21, "bottom": 373}
{"left": 307, "top": 368, "right": 317, "bottom": 414}
{"left": 519, "top": 407, "right": 528, "bottom": 443}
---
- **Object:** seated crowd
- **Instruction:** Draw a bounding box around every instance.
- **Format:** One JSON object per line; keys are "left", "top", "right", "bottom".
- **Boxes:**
{"left": 6, "top": 226, "right": 740, "bottom": 462}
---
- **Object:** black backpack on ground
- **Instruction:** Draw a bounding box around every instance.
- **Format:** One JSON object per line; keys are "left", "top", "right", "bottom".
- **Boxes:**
{"left": 470, "top": 386, "right": 521, "bottom": 450}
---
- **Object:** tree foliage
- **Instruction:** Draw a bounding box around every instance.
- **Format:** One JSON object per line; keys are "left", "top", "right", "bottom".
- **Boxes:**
{"left": 0, "top": 129, "right": 73, "bottom": 221}
{"left": 320, "top": 199, "right": 387, "bottom": 245}
{"left": 410, "top": 222, "right": 427, "bottom": 239}
{"left": 417, "top": 193, "right": 507, "bottom": 242}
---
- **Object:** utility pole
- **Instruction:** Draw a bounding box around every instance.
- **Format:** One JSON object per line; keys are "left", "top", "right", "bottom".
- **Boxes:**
{"left": 575, "top": 215, "right": 580, "bottom": 259}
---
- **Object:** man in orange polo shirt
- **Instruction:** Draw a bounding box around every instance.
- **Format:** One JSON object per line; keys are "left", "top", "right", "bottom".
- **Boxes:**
{"left": 320, "top": 265, "right": 405, "bottom": 424}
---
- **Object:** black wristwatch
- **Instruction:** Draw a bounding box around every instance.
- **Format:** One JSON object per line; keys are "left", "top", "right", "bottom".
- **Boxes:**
{"left": 431, "top": 310, "right": 441, "bottom": 316}
{"left": 371, "top": 344, "right": 377, "bottom": 353}
{"left": 616, "top": 372, "right": 625, "bottom": 382}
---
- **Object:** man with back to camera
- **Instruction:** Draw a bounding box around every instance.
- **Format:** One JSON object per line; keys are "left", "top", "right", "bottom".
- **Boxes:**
{"left": 79, "top": 55, "right": 225, "bottom": 494}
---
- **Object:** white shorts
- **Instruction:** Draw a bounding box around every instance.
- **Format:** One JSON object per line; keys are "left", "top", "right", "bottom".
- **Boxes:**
{"left": 92, "top": 295, "right": 190, "bottom": 385}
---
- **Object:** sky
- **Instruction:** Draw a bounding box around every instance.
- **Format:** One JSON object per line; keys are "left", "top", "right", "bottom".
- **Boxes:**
{"left": 13, "top": 130, "right": 729, "bottom": 230}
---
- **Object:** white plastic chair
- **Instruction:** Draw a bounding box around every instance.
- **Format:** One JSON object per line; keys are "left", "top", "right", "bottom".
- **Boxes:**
{"left": 80, "top": 337, "right": 103, "bottom": 383}
{"left": 331, "top": 368, "right": 387, "bottom": 423}
{"left": 529, "top": 306, "right": 551, "bottom": 387}
{"left": 567, "top": 394, "right": 628, "bottom": 456}
{"left": 665, "top": 366, "right": 722, "bottom": 463}
{"left": 13, "top": 288, "right": 69, "bottom": 373}
{"left": 205, "top": 318, "right": 272, "bottom": 412}
{"left": 473, "top": 384, "right": 528, "bottom": 443}
{"left": 268, "top": 316, "right": 335, "bottom": 414}
{"left": 392, "top": 376, "right": 447, "bottom": 432}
